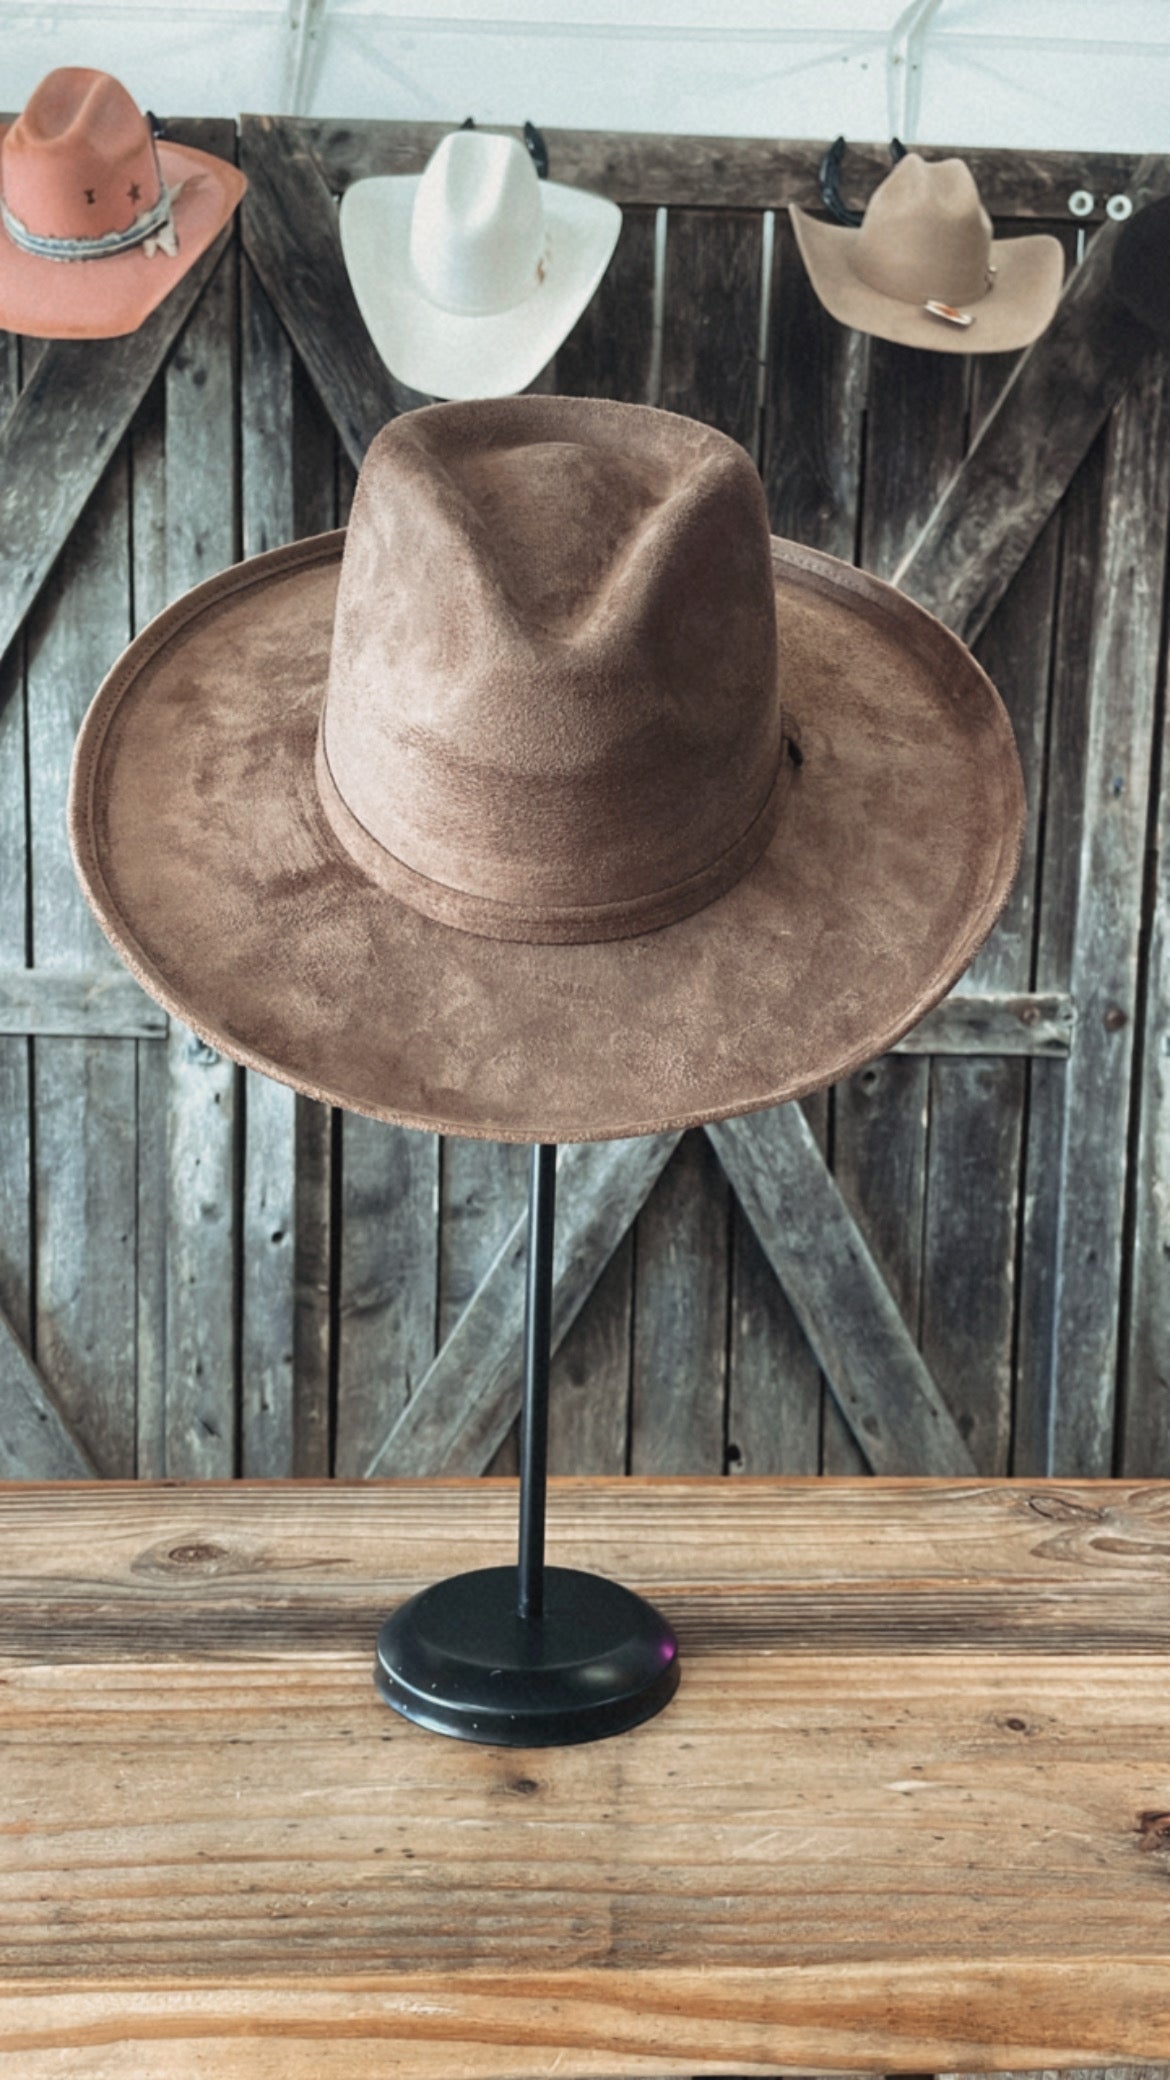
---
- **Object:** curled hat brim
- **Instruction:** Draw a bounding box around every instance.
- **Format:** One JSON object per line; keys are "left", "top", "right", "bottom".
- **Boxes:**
{"left": 339, "top": 173, "right": 621, "bottom": 399}
{"left": 790, "top": 204, "right": 1065, "bottom": 353}
{"left": 69, "top": 531, "right": 1023, "bottom": 1145}
{"left": 0, "top": 138, "right": 246, "bottom": 340}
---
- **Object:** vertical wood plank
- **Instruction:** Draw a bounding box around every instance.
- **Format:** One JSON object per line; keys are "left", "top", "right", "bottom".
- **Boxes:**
{"left": 554, "top": 207, "right": 657, "bottom": 405}
{"left": 659, "top": 209, "right": 764, "bottom": 449}
{"left": 1048, "top": 355, "right": 1170, "bottom": 1473}
{"left": 1125, "top": 647, "right": 1170, "bottom": 1472}
{"left": 130, "top": 372, "right": 169, "bottom": 1477}
{"left": 1014, "top": 429, "right": 1106, "bottom": 1474}
{"left": 831, "top": 339, "right": 969, "bottom": 1473}
{"left": 291, "top": 355, "right": 340, "bottom": 1478}
{"left": 629, "top": 1133, "right": 728, "bottom": 1473}
{"left": 748, "top": 214, "right": 868, "bottom": 1476}
{"left": 239, "top": 256, "right": 297, "bottom": 1476}
{"left": 921, "top": 516, "right": 1062, "bottom": 1475}
{"left": 335, "top": 1121, "right": 439, "bottom": 1478}
{"left": 162, "top": 177, "right": 240, "bottom": 1477}
{"left": 547, "top": 1229, "right": 632, "bottom": 1476}
{"left": 439, "top": 1140, "right": 528, "bottom": 1477}
{"left": 0, "top": 327, "right": 31, "bottom": 1358}
{"left": 26, "top": 452, "right": 137, "bottom": 1476}
{"left": 762, "top": 209, "right": 867, "bottom": 557}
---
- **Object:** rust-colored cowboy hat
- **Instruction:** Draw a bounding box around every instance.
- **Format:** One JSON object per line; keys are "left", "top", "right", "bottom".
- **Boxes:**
{"left": 791, "top": 151, "right": 1064, "bottom": 353}
{"left": 0, "top": 68, "right": 245, "bottom": 340}
{"left": 69, "top": 397, "right": 1023, "bottom": 1145}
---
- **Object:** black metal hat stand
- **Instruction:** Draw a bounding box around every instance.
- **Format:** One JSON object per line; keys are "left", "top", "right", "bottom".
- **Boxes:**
{"left": 375, "top": 1144, "right": 680, "bottom": 1745}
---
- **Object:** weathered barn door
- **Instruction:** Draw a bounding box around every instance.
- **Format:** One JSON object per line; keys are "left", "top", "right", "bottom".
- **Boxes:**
{"left": 1, "top": 119, "right": 1167, "bottom": 1486}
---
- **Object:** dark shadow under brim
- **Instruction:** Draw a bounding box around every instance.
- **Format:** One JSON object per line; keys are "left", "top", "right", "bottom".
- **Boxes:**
{"left": 790, "top": 205, "right": 1065, "bottom": 353}
{"left": 69, "top": 533, "right": 1024, "bottom": 1144}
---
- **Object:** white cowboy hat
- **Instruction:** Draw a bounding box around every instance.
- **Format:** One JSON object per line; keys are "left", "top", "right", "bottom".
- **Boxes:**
{"left": 338, "top": 128, "right": 621, "bottom": 400}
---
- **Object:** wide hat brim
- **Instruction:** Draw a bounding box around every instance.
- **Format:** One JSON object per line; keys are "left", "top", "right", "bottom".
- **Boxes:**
{"left": 790, "top": 204, "right": 1064, "bottom": 353}
{"left": 339, "top": 173, "right": 621, "bottom": 398}
{"left": 69, "top": 532, "right": 1024, "bottom": 1145}
{"left": 0, "top": 138, "right": 246, "bottom": 339}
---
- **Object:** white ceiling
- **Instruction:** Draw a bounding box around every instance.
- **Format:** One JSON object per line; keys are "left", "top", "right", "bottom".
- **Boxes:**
{"left": 0, "top": 1, "right": 1167, "bottom": 154}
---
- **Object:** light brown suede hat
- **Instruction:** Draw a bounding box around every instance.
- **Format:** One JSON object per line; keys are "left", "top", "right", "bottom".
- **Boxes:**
{"left": 791, "top": 151, "right": 1064, "bottom": 352}
{"left": 70, "top": 396, "right": 1023, "bottom": 1144}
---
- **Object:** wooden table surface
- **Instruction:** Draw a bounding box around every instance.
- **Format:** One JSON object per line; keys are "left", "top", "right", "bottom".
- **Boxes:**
{"left": 3, "top": 1477, "right": 1170, "bottom": 2078}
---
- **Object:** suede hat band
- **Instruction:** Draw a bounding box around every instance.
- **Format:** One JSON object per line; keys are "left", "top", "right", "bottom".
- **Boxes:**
{"left": 69, "top": 396, "right": 1026, "bottom": 1146}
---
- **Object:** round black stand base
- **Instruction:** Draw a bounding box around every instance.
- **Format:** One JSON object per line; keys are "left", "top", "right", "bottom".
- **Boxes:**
{"left": 375, "top": 1565, "right": 679, "bottom": 1746}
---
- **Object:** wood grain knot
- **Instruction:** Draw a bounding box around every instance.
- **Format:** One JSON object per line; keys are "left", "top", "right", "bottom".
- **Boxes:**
{"left": 168, "top": 1543, "right": 228, "bottom": 1565}
{"left": 1025, "top": 1492, "right": 1106, "bottom": 1522}
{"left": 1136, "top": 1810, "right": 1170, "bottom": 1851}
{"left": 506, "top": 1776, "right": 541, "bottom": 1797}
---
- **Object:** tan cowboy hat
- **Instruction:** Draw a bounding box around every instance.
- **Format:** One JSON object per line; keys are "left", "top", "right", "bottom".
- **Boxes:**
{"left": 340, "top": 128, "right": 621, "bottom": 400}
{"left": 0, "top": 67, "right": 245, "bottom": 341}
{"left": 791, "top": 151, "right": 1063, "bottom": 353}
{"left": 69, "top": 397, "right": 1023, "bottom": 1145}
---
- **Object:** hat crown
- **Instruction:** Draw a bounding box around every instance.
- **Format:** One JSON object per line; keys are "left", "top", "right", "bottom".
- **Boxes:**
{"left": 854, "top": 152, "right": 994, "bottom": 308}
{"left": 409, "top": 131, "right": 545, "bottom": 316}
{"left": 1, "top": 68, "right": 161, "bottom": 243}
{"left": 319, "top": 397, "right": 785, "bottom": 944}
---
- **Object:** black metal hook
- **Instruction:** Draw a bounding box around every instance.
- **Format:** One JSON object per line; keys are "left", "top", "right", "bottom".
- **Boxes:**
{"left": 818, "top": 135, "right": 907, "bottom": 226}
{"left": 524, "top": 120, "right": 549, "bottom": 179}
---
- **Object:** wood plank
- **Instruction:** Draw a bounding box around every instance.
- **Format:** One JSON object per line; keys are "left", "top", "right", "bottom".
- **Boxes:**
{"left": 365, "top": 1135, "right": 680, "bottom": 1477}
{"left": 335, "top": 1122, "right": 439, "bottom": 1479}
{"left": 240, "top": 115, "right": 404, "bottom": 469}
{"left": 0, "top": 1313, "right": 94, "bottom": 1479}
{"left": 129, "top": 370, "right": 169, "bottom": 1479}
{"left": 290, "top": 359, "right": 342, "bottom": 1481}
{"left": 709, "top": 1107, "right": 976, "bottom": 1476}
{"left": 0, "top": 235, "right": 232, "bottom": 686}
{"left": 728, "top": 1183, "right": 821, "bottom": 1477}
{"left": 548, "top": 1230, "right": 632, "bottom": 1475}
{"left": 920, "top": 512, "right": 1064, "bottom": 1476}
{"left": 761, "top": 206, "right": 867, "bottom": 556}
{"left": 437, "top": 1139, "right": 527, "bottom": 1478}
{"left": 0, "top": 329, "right": 30, "bottom": 1364}
{"left": 240, "top": 257, "right": 299, "bottom": 1478}
{"left": 0, "top": 969, "right": 165, "bottom": 1037}
{"left": 1048, "top": 357, "right": 1170, "bottom": 1474}
{"left": 894, "top": 155, "right": 1170, "bottom": 646}
{"left": 1014, "top": 429, "right": 1108, "bottom": 1476}
{"left": 1124, "top": 666, "right": 1170, "bottom": 1474}
{"left": 161, "top": 192, "right": 240, "bottom": 1479}
{"left": 895, "top": 989, "right": 1073, "bottom": 1055}
{"left": 756, "top": 216, "right": 867, "bottom": 1476}
{"left": 301, "top": 117, "right": 1140, "bottom": 219}
{"left": 8, "top": 1476, "right": 1170, "bottom": 1649}
{"left": 26, "top": 443, "right": 137, "bottom": 1478}
{"left": 6, "top": 1480, "right": 1170, "bottom": 2074}
{"left": 554, "top": 205, "right": 657, "bottom": 404}
{"left": 659, "top": 209, "right": 764, "bottom": 450}
{"left": 833, "top": 333, "right": 969, "bottom": 1472}
{"left": 630, "top": 1133, "right": 729, "bottom": 1474}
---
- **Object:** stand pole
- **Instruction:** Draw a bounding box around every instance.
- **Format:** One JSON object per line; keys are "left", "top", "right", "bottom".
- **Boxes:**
{"left": 373, "top": 1138, "right": 678, "bottom": 1744}
{"left": 517, "top": 1143, "right": 556, "bottom": 1621}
